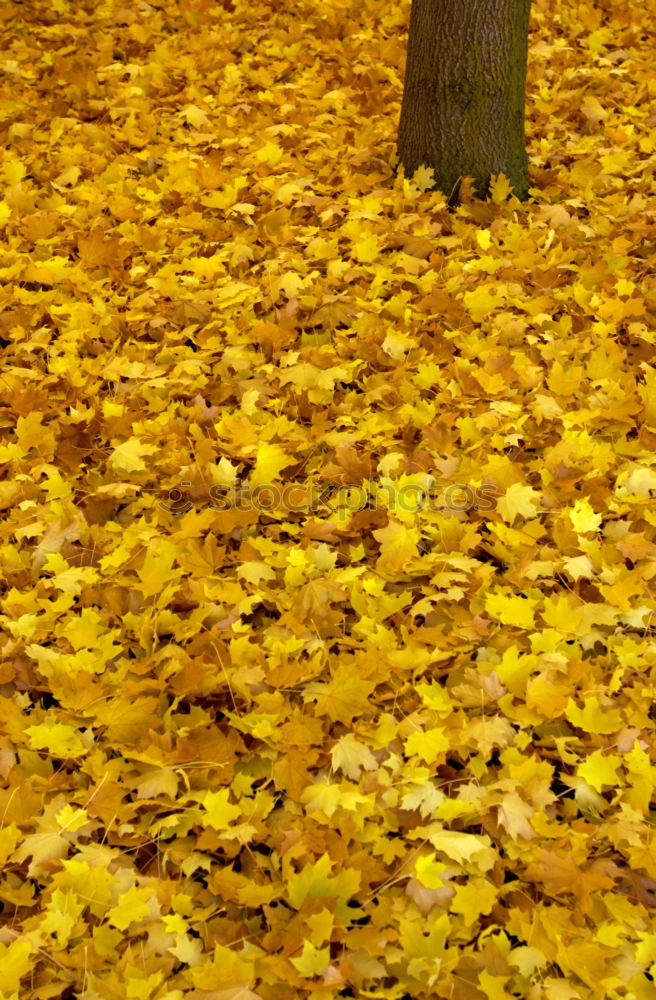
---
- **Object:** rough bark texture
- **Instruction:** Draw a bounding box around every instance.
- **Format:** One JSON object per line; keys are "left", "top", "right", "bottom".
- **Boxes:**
{"left": 397, "top": 0, "right": 531, "bottom": 202}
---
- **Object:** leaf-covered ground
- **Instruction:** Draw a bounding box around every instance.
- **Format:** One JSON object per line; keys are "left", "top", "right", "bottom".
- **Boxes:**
{"left": 1, "top": 0, "right": 656, "bottom": 997}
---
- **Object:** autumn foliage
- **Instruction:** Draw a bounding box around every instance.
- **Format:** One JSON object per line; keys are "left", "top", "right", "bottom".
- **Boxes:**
{"left": 1, "top": 0, "right": 656, "bottom": 998}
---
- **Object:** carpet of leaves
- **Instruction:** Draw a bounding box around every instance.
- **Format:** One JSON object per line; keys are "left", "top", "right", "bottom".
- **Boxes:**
{"left": 1, "top": 0, "right": 656, "bottom": 997}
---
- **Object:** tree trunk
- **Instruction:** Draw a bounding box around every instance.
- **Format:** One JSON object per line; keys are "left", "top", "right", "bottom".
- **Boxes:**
{"left": 397, "top": 0, "right": 531, "bottom": 202}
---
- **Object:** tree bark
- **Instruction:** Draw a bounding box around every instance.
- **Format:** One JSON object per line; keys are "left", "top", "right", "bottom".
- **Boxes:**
{"left": 397, "top": 0, "right": 531, "bottom": 202}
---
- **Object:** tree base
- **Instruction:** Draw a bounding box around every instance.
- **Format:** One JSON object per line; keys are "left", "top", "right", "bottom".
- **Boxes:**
{"left": 397, "top": 0, "right": 532, "bottom": 205}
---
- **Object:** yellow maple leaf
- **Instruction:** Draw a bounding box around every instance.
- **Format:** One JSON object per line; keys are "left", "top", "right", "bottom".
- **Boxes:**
{"left": 216, "top": 280, "right": 259, "bottom": 309}
{"left": 300, "top": 782, "right": 343, "bottom": 819}
{"left": 423, "top": 829, "right": 496, "bottom": 869}
{"left": 563, "top": 554, "right": 594, "bottom": 581}
{"left": 55, "top": 859, "right": 114, "bottom": 908}
{"left": 16, "top": 411, "right": 53, "bottom": 452}
{"left": 291, "top": 940, "right": 331, "bottom": 978}
{"left": 0, "top": 825, "right": 21, "bottom": 865}
{"left": 496, "top": 791, "right": 535, "bottom": 841}
{"left": 107, "top": 885, "right": 154, "bottom": 931}
{"left": 0, "top": 938, "right": 33, "bottom": 993}
{"left": 489, "top": 172, "right": 513, "bottom": 202}
{"left": 255, "top": 141, "right": 284, "bottom": 166}
{"left": 352, "top": 232, "right": 380, "bottom": 263}
{"left": 181, "top": 104, "right": 212, "bottom": 129}
{"left": 55, "top": 804, "right": 89, "bottom": 833}
{"left": 619, "top": 466, "right": 656, "bottom": 497}
{"left": 476, "top": 228, "right": 492, "bottom": 250}
{"left": 373, "top": 518, "right": 420, "bottom": 573}
{"left": 416, "top": 682, "right": 453, "bottom": 716}
{"left": 168, "top": 932, "right": 204, "bottom": 966}
{"left": 577, "top": 749, "right": 621, "bottom": 792}
{"left": 306, "top": 907, "right": 334, "bottom": 946}
{"left": 109, "top": 437, "right": 157, "bottom": 475}
{"left": 404, "top": 727, "right": 449, "bottom": 764}
{"left": 478, "top": 968, "right": 513, "bottom": 1000}
{"left": 202, "top": 789, "right": 241, "bottom": 830}
{"left": 26, "top": 721, "right": 86, "bottom": 758}
{"left": 581, "top": 94, "right": 608, "bottom": 125}
{"left": 463, "top": 283, "right": 502, "bottom": 322}
{"left": 451, "top": 878, "right": 498, "bottom": 924}
{"left": 565, "top": 696, "right": 623, "bottom": 735}
{"left": 251, "top": 443, "right": 294, "bottom": 486}
{"left": 270, "top": 271, "right": 305, "bottom": 301}
{"left": 412, "top": 164, "right": 436, "bottom": 191}
{"left": 508, "top": 946, "right": 548, "bottom": 979}
{"left": 40, "top": 888, "right": 85, "bottom": 947}
{"left": 382, "top": 329, "right": 414, "bottom": 359}
{"left": 498, "top": 483, "right": 541, "bottom": 524}
{"left": 137, "top": 539, "right": 178, "bottom": 598}
{"left": 415, "top": 853, "right": 446, "bottom": 889}
{"left": 287, "top": 853, "right": 361, "bottom": 917}
{"left": 485, "top": 591, "right": 539, "bottom": 630}
{"left": 308, "top": 666, "right": 376, "bottom": 725}
{"left": 568, "top": 498, "right": 602, "bottom": 534}
{"left": 330, "top": 733, "right": 378, "bottom": 780}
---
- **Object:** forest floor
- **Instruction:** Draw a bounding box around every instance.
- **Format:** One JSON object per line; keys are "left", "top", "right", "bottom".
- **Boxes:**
{"left": 1, "top": 0, "right": 656, "bottom": 998}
